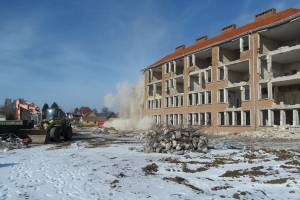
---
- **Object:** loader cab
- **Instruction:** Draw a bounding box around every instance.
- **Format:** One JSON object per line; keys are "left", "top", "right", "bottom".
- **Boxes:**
{"left": 46, "top": 108, "right": 64, "bottom": 120}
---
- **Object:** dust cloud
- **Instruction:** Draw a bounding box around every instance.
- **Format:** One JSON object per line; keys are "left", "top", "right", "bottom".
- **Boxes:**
{"left": 103, "top": 76, "right": 156, "bottom": 130}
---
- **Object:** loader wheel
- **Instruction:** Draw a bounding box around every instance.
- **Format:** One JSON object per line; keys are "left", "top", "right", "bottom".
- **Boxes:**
{"left": 50, "top": 127, "right": 60, "bottom": 142}
{"left": 64, "top": 127, "right": 72, "bottom": 140}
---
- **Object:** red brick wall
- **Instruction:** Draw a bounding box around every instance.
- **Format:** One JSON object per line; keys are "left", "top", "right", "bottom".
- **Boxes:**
{"left": 143, "top": 32, "right": 276, "bottom": 133}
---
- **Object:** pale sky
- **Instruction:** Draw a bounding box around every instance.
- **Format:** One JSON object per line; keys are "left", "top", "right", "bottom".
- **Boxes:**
{"left": 1, "top": 0, "right": 299, "bottom": 112}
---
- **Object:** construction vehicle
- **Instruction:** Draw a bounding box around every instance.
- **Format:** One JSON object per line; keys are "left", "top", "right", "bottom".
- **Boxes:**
{"left": 18, "top": 108, "right": 72, "bottom": 144}
{"left": 16, "top": 98, "right": 42, "bottom": 126}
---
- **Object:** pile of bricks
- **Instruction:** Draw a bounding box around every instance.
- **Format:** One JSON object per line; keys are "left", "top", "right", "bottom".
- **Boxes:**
{"left": 136, "top": 126, "right": 208, "bottom": 155}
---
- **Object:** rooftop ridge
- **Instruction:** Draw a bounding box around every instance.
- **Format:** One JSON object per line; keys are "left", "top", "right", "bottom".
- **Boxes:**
{"left": 146, "top": 8, "right": 300, "bottom": 70}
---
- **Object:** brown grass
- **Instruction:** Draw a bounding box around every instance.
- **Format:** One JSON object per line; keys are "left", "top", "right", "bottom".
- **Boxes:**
{"left": 142, "top": 163, "right": 158, "bottom": 175}
{"left": 163, "top": 176, "right": 204, "bottom": 193}
{"left": 264, "top": 178, "right": 289, "bottom": 184}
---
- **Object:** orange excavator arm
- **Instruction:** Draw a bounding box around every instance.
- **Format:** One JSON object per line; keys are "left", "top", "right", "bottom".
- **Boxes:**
{"left": 16, "top": 98, "right": 42, "bottom": 120}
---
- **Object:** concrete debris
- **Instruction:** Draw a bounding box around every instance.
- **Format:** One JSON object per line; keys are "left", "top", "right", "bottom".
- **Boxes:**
{"left": 135, "top": 126, "right": 208, "bottom": 155}
{"left": 0, "top": 133, "right": 29, "bottom": 150}
{"left": 211, "top": 126, "right": 300, "bottom": 140}
{"left": 94, "top": 127, "right": 119, "bottom": 134}
{"left": 94, "top": 127, "right": 110, "bottom": 134}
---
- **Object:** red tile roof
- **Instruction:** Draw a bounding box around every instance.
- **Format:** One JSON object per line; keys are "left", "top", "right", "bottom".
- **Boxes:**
{"left": 147, "top": 8, "right": 300, "bottom": 69}
{"left": 77, "top": 107, "right": 92, "bottom": 116}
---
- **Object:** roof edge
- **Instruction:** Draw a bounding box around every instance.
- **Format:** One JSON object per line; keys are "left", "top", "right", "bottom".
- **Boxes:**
{"left": 143, "top": 8, "right": 300, "bottom": 71}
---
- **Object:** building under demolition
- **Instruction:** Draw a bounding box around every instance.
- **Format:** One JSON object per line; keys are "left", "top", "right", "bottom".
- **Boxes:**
{"left": 143, "top": 8, "right": 300, "bottom": 133}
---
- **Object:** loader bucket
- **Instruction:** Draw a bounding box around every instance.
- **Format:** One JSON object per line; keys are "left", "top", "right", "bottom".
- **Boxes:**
{"left": 18, "top": 129, "right": 50, "bottom": 144}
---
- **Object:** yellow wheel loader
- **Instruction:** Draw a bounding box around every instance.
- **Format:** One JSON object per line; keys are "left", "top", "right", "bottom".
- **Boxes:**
{"left": 18, "top": 108, "right": 72, "bottom": 144}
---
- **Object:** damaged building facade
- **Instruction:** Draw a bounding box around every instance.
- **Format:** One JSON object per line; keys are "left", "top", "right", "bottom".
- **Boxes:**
{"left": 143, "top": 8, "right": 300, "bottom": 133}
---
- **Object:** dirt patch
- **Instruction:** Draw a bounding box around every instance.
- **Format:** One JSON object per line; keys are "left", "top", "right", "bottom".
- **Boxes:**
{"left": 242, "top": 153, "right": 257, "bottom": 159}
{"left": 160, "top": 157, "right": 235, "bottom": 173}
{"left": 285, "top": 160, "right": 300, "bottom": 166}
{"left": 46, "top": 142, "right": 72, "bottom": 150}
{"left": 110, "top": 179, "right": 119, "bottom": 188}
{"left": 85, "top": 139, "right": 110, "bottom": 148}
{"left": 160, "top": 157, "right": 235, "bottom": 168}
{"left": 208, "top": 157, "right": 240, "bottom": 167}
{"left": 280, "top": 164, "right": 300, "bottom": 173}
{"left": 182, "top": 163, "right": 208, "bottom": 173}
{"left": 220, "top": 170, "right": 243, "bottom": 178}
{"left": 251, "top": 166, "right": 264, "bottom": 170}
{"left": 232, "top": 191, "right": 252, "bottom": 199}
{"left": 274, "top": 150, "right": 294, "bottom": 161}
{"left": 142, "top": 163, "right": 158, "bottom": 175}
{"left": 116, "top": 172, "right": 127, "bottom": 178}
{"left": 212, "top": 159, "right": 226, "bottom": 167}
{"left": 159, "top": 157, "right": 181, "bottom": 164}
{"left": 160, "top": 157, "right": 194, "bottom": 164}
{"left": 211, "top": 184, "right": 233, "bottom": 191}
{"left": 163, "top": 176, "right": 204, "bottom": 193}
{"left": 264, "top": 178, "right": 289, "bottom": 184}
{"left": 220, "top": 168, "right": 269, "bottom": 178}
{"left": 111, "top": 180, "right": 119, "bottom": 184}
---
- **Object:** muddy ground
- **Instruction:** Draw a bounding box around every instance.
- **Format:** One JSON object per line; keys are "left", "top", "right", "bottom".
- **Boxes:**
{"left": 68, "top": 127, "right": 300, "bottom": 152}
{"left": 36, "top": 126, "right": 300, "bottom": 153}
{"left": 2, "top": 126, "right": 300, "bottom": 152}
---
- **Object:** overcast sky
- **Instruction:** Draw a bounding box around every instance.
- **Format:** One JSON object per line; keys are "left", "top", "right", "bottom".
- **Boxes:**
{"left": 1, "top": 0, "right": 299, "bottom": 113}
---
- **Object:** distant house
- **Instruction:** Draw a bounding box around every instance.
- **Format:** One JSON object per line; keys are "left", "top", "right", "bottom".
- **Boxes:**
{"left": 85, "top": 111, "right": 97, "bottom": 117}
{"left": 0, "top": 114, "right": 6, "bottom": 121}
{"left": 71, "top": 114, "right": 83, "bottom": 125}
{"left": 73, "top": 114, "right": 83, "bottom": 118}
{"left": 65, "top": 112, "right": 73, "bottom": 119}
{"left": 80, "top": 116, "right": 106, "bottom": 126}
{"left": 98, "top": 111, "right": 118, "bottom": 120}
{"left": 96, "top": 111, "right": 118, "bottom": 126}
{"left": 77, "top": 107, "right": 92, "bottom": 116}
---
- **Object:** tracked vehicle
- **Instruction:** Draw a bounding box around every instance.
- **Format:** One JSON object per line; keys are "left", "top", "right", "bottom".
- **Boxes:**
{"left": 18, "top": 108, "right": 72, "bottom": 144}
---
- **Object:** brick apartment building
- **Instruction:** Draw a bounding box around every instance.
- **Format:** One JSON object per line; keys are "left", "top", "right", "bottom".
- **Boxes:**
{"left": 142, "top": 8, "right": 300, "bottom": 133}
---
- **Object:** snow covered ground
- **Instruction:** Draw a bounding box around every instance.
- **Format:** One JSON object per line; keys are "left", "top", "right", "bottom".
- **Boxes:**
{"left": 1, "top": 132, "right": 300, "bottom": 200}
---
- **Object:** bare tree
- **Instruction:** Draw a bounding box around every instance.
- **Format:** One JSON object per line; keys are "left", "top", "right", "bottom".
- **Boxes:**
{"left": 73, "top": 108, "right": 79, "bottom": 114}
{"left": 92, "top": 108, "right": 98, "bottom": 115}
{"left": 101, "top": 107, "right": 109, "bottom": 113}
{"left": 0, "top": 98, "right": 18, "bottom": 119}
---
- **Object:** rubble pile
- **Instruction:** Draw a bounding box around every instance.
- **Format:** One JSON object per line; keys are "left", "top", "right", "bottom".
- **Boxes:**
{"left": 136, "top": 126, "right": 209, "bottom": 155}
{"left": 243, "top": 126, "right": 300, "bottom": 139}
{"left": 95, "top": 127, "right": 110, "bottom": 134}
{"left": 94, "top": 127, "right": 120, "bottom": 134}
{"left": 213, "top": 125, "right": 300, "bottom": 140}
{"left": 0, "top": 133, "right": 28, "bottom": 150}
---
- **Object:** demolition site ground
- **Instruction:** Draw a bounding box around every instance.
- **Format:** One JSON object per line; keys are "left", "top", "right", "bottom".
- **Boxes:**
{"left": 1, "top": 126, "right": 300, "bottom": 199}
